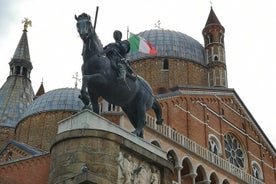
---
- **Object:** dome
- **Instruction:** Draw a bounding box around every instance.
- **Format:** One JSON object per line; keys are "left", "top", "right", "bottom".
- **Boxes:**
{"left": 21, "top": 88, "right": 83, "bottom": 120}
{"left": 127, "top": 29, "right": 206, "bottom": 65}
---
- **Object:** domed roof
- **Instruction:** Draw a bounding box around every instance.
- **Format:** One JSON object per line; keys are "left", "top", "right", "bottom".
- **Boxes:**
{"left": 20, "top": 88, "right": 83, "bottom": 120}
{"left": 127, "top": 29, "right": 206, "bottom": 65}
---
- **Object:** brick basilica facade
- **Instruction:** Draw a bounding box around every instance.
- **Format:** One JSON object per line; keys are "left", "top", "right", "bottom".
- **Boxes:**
{"left": 0, "top": 7, "right": 275, "bottom": 184}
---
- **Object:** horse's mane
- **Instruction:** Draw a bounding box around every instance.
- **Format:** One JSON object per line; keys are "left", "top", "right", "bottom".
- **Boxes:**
{"left": 76, "top": 13, "right": 103, "bottom": 49}
{"left": 78, "top": 13, "right": 91, "bottom": 20}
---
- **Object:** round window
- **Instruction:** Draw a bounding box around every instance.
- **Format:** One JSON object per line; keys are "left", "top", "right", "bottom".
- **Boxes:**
{"left": 224, "top": 134, "right": 245, "bottom": 169}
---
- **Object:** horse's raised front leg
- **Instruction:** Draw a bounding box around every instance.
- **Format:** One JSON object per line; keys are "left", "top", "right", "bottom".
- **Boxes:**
{"left": 152, "top": 98, "right": 163, "bottom": 125}
{"left": 79, "top": 75, "right": 91, "bottom": 109}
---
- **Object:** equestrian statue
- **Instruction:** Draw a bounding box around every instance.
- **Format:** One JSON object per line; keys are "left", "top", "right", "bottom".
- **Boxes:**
{"left": 75, "top": 12, "right": 163, "bottom": 138}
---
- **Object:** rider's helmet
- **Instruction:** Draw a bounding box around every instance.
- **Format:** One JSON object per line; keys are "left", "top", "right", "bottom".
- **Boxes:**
{"left": 113, "top": 30, "right": 122, "bottom": 42}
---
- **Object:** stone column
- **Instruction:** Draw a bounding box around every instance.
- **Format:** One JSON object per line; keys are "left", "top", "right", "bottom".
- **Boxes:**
{"left": 182, "top": 173, "right": 197, "bottom": 184}
{"left": 175, "top": 165, "right": 182, "bottom": 184}
{"left": 192, "top": 174, "right": 196, "bottom": 184}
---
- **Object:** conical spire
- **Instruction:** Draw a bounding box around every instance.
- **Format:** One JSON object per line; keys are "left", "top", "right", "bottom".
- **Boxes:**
{"left": 34, "top": 81, "right": 45, "bottom": 99}
{"left": 12, "top": 30, "right": 31, "bottom": 61}
{"left": 205, "top": 7, "right": 222, "bottom": 26}
{"left": 0, "top": 21, "right": 34, "bottom": 128}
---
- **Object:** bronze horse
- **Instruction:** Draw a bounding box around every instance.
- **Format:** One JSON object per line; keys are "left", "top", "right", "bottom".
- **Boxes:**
{"left": 75, "top": 13, "right": 163, "bottom": 137}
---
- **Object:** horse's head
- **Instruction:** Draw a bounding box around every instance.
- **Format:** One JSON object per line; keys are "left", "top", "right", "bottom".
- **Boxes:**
{"left": 75, "top": 13, "right": 94, "bottom": 41}
{"left": 75, "top": 12, "right": 104, "bottom": 65}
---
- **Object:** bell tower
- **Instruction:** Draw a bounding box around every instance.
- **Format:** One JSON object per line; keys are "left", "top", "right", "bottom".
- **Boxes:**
{"left": 9, "top": 19, "right": 33, "bottom": 79}
{"left": 203, "top": 7, "right": 228, "bottom": 87}
{"left": 0, "top": 19, "right": 34, "bottom": 147}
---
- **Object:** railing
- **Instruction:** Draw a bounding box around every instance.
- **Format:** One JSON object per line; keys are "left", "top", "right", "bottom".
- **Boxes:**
{"left": 99, "top": 101, "right": 122, "bottom": 113}
{"left": 146, "top": 114, "right": 264, "bottom": 184}
{"left": 100, "top": 103, "right": 264, "bottom": 184}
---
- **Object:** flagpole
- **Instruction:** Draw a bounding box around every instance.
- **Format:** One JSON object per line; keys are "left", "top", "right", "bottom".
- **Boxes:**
{"left": 127, "top": 26, "right": 129, "bottom": 40}
{"left": 94, "top": 6, "right": 99, "bottom": 31}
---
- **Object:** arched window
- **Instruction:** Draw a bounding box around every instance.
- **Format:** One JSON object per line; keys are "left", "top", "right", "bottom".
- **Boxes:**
{"left": 163, "top": 59, "right": 169, "bottom": 70}
{"left": 210, "top": 172, "right": 219, "bottom": 184}
{"left": 221, "top": 108, "right": 224, "bottom": 116}
{"left": 22, "top": 67, "right": 28, "bottom": 77}
{"left": 167, "top": 150, "right": 179, "bottom": 182}
{"left": 251, "top": 161, "right": 263, "bottom": 180}
{"left": 208, "top": 134, "right": 222, "bottom": 155}
{"left": 167, "top": 151, "right": 177, "bottom": 167}
{"left": 181, "top": 157, "right": 194, "bottom": 183}
{"left": 208, "top": 35, "right": 213, "bottom": 44}
{"left": 15, "top": 66, "right": 21, "bottom": 75}
{"left": 150, "top": 140, "right": 162, "bottom": 148}
{"left": 220, "top": 34, "right": 224, "bottom": 44}
{"left": 222, "top": 179, "right": 230, "bottom": 184}
{"left": 214, "top": 55, "right": 219, "bottom": 61}
{"left": 195, "top": 165, "right": 207, "bottom": 183}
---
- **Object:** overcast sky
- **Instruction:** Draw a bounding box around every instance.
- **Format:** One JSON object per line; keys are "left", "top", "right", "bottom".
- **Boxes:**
{"left": 1, "top": 0, "right": 276, "bottom": 147}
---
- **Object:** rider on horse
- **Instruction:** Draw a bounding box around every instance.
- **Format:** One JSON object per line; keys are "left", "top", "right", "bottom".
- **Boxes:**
{"left": 103, "top": 30, "right": 136, "bottom": 82}
{"left": 75, "top": 13, "right": 163, "bottom": 137}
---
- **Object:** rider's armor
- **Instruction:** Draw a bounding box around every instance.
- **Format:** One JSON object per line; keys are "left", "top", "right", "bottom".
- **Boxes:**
{"left": 104, "top": 40, "right": 135, "bottom": 81}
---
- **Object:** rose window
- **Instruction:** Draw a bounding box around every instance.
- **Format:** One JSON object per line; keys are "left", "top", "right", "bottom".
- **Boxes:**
{"left": 224, "top": 134, "right": 245, "bottom": 169}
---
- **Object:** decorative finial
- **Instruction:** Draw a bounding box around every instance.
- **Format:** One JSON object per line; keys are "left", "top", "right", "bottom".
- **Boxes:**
{"left": 154, "top": 20, "right": 162, "bottom": 29}
{"left": 209, "top": 1, "right": 213, "bottom": 7}
{"left": 72, "top": 72, "right": 81, "bottom": 88}
{"left": 22, "top": 18, "right": 32, "bottom": 31}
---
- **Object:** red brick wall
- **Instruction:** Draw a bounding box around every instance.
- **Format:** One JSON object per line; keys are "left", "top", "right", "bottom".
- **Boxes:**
{"left": 131, "top": 58, "right": 208, "bottom": 94}
{"left": 15, "top": 111, "right": 76, "bottom": 151}
{"left": 154, "top": 92, "right": 276, "bottom": 183}
{"left": 0, "top": 154, "right": 50, "bottom": 184}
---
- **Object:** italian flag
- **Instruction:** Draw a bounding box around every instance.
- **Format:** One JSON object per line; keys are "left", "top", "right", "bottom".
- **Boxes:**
{"left": 129, "top": 33, "right": 157, "bottom": 54}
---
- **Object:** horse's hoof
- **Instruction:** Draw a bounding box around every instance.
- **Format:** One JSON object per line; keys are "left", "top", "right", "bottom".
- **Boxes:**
{"left": 131, "top": 130, "right": 144, "bottom": 138}
{"left": 131, "top": 130, "right": 138, "bottom": 136}
{"left": 156, "top": 118, "right": 163, "bottom": 125}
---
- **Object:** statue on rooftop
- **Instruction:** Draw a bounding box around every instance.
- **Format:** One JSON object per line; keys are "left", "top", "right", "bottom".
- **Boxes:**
{"left": 75, "top": 12, "right": 163, "bottom": 138}
{"left": 22, "top": 18, "right": 32, "bottom": 31}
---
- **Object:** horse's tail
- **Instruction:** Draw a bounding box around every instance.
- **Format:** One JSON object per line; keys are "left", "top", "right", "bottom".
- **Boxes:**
{"left": 152, "top": 98, "right": 163, "bottom": 125}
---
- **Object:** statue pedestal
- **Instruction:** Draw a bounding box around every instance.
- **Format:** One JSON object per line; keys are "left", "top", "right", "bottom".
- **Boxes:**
{"left": 49, "top": 110, "right": 173, "bottom": 184}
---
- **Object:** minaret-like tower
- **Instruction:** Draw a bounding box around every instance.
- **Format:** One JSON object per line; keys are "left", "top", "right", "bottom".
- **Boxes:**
{"left": 203, "top": 7, "right": 228, "bottom": 87}
{"left": 0, "top": 19, "right": 34, "bottom": 147}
